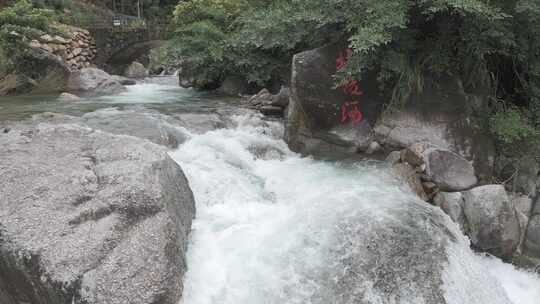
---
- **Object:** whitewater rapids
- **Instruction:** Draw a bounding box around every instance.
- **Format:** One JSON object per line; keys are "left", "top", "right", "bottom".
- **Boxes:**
{"left": 170, "top": 112, "right": 540, "bottom": 304}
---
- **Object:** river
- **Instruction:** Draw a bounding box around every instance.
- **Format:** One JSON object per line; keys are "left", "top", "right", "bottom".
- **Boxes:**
{"left": 1, "top": 78, "right": 539, "bottom": 304}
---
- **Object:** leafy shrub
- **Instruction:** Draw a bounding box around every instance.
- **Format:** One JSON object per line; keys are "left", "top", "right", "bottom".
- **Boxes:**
{"left": 0, "top": 0, "right": 56, "bottom": 32}
{"left": 490, "top": 108, "right": 535, "bottom": 144}
{"left": 0, "top": 0, "right": 58, "bottom": 74}
{"left": 168, "top": 0, "right": 540, "bottom": 162}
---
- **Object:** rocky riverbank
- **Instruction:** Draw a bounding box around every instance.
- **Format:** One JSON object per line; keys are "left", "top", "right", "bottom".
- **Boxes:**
{"left": 244, "top": 42, "right": 540, "bottom": 269}
{"left": 0, "top": 22, "right": 150, "bottom": 98}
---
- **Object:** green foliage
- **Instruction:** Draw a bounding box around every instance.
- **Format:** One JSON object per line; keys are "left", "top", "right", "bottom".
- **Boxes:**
{"left": 0, "top": 0, "right": 56, "bottom": 32}
{"left": 58, "top": 1, "right": 114, "bottom": 27}
{"left": 490, "top": 108, "right": 535, "bottom": 144}
{"left": 168, "top": 0, "right": 540, "bottom": 160}
{"left": 0, "top": 0, "right": 58, "bottom": 74}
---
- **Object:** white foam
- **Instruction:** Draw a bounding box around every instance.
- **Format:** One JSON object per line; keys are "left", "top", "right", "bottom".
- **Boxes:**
{"left": 171, "top": 112, "right": 539, "bottom": 304}
{"left": 93, "top": 77, "right": 195, "bottom": 104}
{"left": 477, "top": 255, "right": 540, "bottom": 304}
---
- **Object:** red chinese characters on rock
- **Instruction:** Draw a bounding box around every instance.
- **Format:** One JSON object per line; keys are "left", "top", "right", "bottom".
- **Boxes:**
{"left": 341, "top": 102, "right": 363, "bottom": 126}
{"left": 342, "top": 79, "right": 363, "bottom": 96}
{"left": 336, "top": 48, "right": 364, "bottom": 127}
{"left": 335, "top": 48, "right": 352, "bottom": 71}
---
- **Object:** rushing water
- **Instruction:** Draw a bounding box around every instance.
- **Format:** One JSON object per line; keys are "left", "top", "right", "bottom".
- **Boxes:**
{"left": 1, "top": 79, "right": 539, "bottom": 304}
{"left": 170, "top": 112, "right": 540, "bottom": 304}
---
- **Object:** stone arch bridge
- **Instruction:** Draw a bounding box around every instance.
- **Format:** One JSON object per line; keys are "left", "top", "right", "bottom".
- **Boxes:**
{"left": 86, "top": 23, "right": 170, "bottom": 74}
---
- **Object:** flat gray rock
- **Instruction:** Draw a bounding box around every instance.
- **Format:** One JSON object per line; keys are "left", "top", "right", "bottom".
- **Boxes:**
{"left": 0, "top": 121, "right": 195, "bottom": 304}
{"left": 81, "top": 108, "right": 188, "bottom": 148}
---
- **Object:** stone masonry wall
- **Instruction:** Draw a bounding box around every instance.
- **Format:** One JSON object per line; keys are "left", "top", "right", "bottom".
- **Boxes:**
{"left": 28, "top": 28, "right": 97, "bottom": 71}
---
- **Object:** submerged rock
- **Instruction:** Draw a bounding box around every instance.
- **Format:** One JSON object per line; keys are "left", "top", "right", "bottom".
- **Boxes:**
{"left": 67, "top": 68, "right": 126, "bottom": 97}
{"left": 0, "top": 121, "right": 195, "bottom": 304}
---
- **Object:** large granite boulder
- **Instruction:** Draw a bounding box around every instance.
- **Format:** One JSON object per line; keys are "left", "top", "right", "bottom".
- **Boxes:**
{"left": 68, "top": 68, "right": 126, "bottom": 97}
{"left": 124, "top": 61, "right": 149, "bottom": 79}
{"left": 0, "top": 48, "right": 71, "bottom": 96}
{"left": 462, "top": 185, "right": 520, "bottom": 259}
{"left": 286, "top": 42, "right": 385, "bottom": 154}
{"left": 399, "top": 143, "right": 477, "bottom": 191}
{"left": 0, "top": 121, "right": 196, "bottom": 304}
{"left": 424, "top": 147, "right": 477, "bottom": 191}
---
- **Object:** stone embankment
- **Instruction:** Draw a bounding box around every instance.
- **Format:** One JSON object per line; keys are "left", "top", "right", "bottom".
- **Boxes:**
{"left": 29, "top": 27, "right": 97, "bottom": 71}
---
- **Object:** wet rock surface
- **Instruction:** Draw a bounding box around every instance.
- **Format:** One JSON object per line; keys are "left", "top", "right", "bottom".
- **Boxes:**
{"left": 392, "top": 162, "right": 428, "bottom": 201}
{"left": 328, "top": 197, "right": 512, "bottom": 304}
{"left": 0, "top": 120, "right": 196, "bottom": 304}
{"left": 80, "top": 108, "right": 188, "bottom": 148}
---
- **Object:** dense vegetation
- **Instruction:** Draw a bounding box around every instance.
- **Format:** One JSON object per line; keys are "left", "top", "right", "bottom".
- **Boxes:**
{"left": 0, "top": 0, "right": 61, "bottom": 75}
{"left": 167, "top": 0, "right": 540, "bottom": 164}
